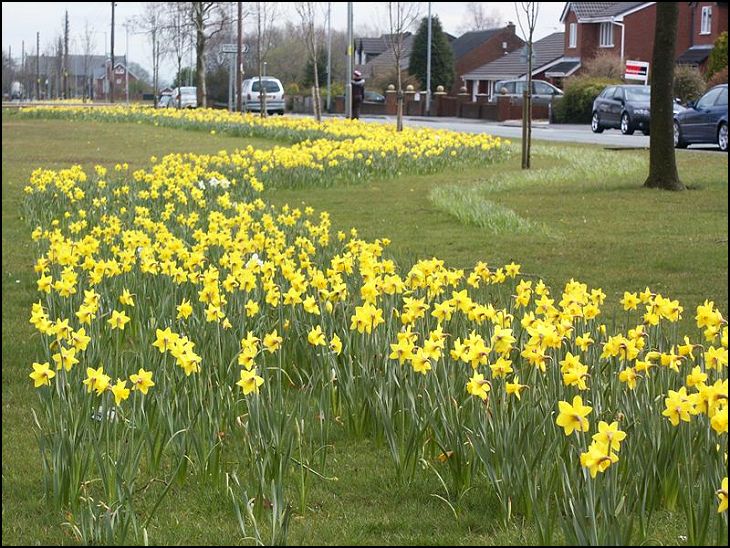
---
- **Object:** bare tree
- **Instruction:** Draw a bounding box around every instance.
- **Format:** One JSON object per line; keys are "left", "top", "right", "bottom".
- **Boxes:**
{"left": 644, "top": 3, "right": 684, "bottom": 190}
{"left": 79, "top": 20, "right": 97, "bottom": 101}
{"left": 165, "top": 2, "right": 192, "bottom": 108}
{"left": 458, "top": 2, "right": 502, "bottom": 33}
{"left": 384, "top": 2, "right": 421, "bottom": 131}
{"left": 252, "top": 2, "right": 279, "bottom": 117}
{"left": 191, "top": 2, "right": 227, "bottom": 108}
{"left": 515, "top": 2, "right": 539, "bottom": 169}
{"left": 133, "top": 3, "right": 167, "bottom": 107}
{"left": 296, "top": 2, "right": 322, "bottom": 121}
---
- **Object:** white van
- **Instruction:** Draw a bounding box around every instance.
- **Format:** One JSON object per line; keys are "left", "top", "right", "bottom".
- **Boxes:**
{"left": 242, "top": 77, "right": 285, "bottom": 115}
{"left": 169, "top": 86, "right": 198, "bottom": 109}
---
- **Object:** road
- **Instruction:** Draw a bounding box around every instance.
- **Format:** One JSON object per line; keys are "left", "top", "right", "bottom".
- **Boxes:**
{"left": 345, "top": 114, "right": 723, "bottom": 151}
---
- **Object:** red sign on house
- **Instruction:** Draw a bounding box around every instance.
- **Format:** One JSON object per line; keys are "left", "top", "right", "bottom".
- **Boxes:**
{"left": 625, "top": 60, "right": 649, "bottom": 84}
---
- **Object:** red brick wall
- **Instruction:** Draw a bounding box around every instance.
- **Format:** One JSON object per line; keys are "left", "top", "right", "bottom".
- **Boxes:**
{"left": 624, "top": 4, "right": 656, "bottom": 63}
{"left": 564, "top": 2, "right": 727, "bottom": 79}
{"left": 693, "top": 2, "right": 727, "bottom": 45}
{"left": 564, "top": 10, "right": 581, "bottom": 56}
{"left": 579, "top": 22, "right": 601, "bottom": 61}
{"left": 452, "top": 28, "right": 523, "bottom": 94}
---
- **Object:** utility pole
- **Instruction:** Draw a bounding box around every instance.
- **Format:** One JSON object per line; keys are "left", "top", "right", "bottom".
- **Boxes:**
{"left": 236, "top": 1, "right": 243, "bottom": 112}
{"left": 227, "top": 2, "right": 233, "bottom": 111}
{"left": 326, "top": 1, "right": 332, "bottom": 112}
{"left": 346, "top": 1, "right": 353, "bottom": 119}
{"left": 36, "top": 31, "right": 40, "bottom": 100}
{"left": 22, "top": 40, "right": 25, "bottom": 99}
{"left": 426, "top": 2, "right": 432, "bottom": 116}
{"left": 125, "top": 23, "right": 129, "bottom": 104}
{"left": 110, "top": 2, "right": 115, "bottom": 103}
{"left": 63, "top": 10, "right": 69, "bottom": 98}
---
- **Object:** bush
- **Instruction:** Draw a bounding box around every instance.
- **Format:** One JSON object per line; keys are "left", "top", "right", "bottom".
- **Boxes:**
{"left": 707, "top": 66, "right": 728, "bottom": 88}
{"left": 554, "top": 76, "right": 621, "bottom": 123}
{"left": 673, "top": 64, "right": 706, "bottom": 103}
{"left": 706, "top": 31, "right": 728, "bottom": 80}
{"left": 285, "top": 82, "right": 301, "bottom": 95}
{"left": 584, "top": 52, "right": 624, "bottom": 80}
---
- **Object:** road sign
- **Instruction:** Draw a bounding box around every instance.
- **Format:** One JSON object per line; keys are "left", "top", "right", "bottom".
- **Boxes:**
{"left": 220, "top": 43, "right": 249, "bottom": 54}
{"left": 625, "top": 60, "right": 649, "bottom": 84}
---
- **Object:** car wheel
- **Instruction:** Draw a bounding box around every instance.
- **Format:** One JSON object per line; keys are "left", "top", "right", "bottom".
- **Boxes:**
{"left": 620, "top": 113, "right": 634, "bottom": 135}
{"left": 718, "top": 122, "right": 728, "bottom": 152}
{"left": 674, "top": 120, "right": 688, "bottom": 148}
{"left": 591, "top": 112, "right": 603, "bottom": 133}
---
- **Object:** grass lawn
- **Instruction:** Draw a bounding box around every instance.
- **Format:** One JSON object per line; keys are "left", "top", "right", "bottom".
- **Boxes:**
{"left": 2, "top": 117, "right": 727, "bottom": 545}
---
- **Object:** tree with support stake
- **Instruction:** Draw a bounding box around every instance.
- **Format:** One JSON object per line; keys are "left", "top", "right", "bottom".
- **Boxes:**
{"left": 515, "top": 1, "right": 539, "bottom": 170}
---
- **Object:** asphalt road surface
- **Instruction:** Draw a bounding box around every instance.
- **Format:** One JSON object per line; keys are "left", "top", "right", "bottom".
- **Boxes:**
{"left": 351, "top": 114, "right": 723, "bottom": 151}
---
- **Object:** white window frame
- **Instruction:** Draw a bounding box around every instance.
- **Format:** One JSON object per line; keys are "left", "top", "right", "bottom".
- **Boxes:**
{"left": 700, "top": 6, "right": 712, "bottom": 35}
{"left": 569, "top": 23, "right": 577, "bottom": 48}
{"left": 599, "top": 22, "right": 614, "bottom": 47}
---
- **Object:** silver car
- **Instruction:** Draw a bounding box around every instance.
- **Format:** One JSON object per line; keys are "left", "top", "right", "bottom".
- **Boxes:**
{"left": 242, "top": 77, "right": 285, "bottom": 115}
{"left": 493, "top": 79, "right": 564, "bottom": 106}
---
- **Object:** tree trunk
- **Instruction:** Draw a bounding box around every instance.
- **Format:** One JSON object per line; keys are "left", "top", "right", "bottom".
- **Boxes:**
{"left": 396, "top": 56, "right": 403, "bottom": 132}
{"left": 312, "top": 59, "right": 322, "bottom": 122}
{"left": 644, "top": 3, "right": 684, "bottom": 190}
{"left": 195, "top": 4, "right": 207, "bottom": 108}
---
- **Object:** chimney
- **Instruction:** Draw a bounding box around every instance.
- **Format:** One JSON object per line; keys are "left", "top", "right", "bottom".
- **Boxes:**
{"left": 507, "top": 21, "right": 516, "bottom": 34}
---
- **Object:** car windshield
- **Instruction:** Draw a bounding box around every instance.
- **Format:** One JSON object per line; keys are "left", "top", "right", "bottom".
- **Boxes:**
{"left": 252, "top": 81, "right": 281, "bottom": 93}
{"left": 625, "top": 87, "right": 650, "bottom": 101}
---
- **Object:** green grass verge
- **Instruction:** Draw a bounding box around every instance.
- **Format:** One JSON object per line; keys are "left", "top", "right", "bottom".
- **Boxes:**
{"left": 2, "top": 117, "right": 727, "bottom": 545}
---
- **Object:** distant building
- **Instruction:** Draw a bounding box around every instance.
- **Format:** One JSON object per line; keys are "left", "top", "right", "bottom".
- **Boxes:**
{"left": 462, "top": 32, "right": 566, "bottom": 100}
{"left": 94, "top": 61, "right": 141, "bottom": 101}
{"left": 33, "top": 54, "right": 134, "bottom": 100}
{"left": 450, "top": 23, "right": 525, "bottom": 94}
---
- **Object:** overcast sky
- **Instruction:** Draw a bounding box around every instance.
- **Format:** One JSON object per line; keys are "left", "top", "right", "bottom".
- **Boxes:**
{"left": 2, "top": 2, "right": 565, "bottom": 83}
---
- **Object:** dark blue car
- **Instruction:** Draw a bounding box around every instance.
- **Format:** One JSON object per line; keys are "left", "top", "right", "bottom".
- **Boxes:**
{"left": 674, "top": 84, "right": 728, "bottom": 152}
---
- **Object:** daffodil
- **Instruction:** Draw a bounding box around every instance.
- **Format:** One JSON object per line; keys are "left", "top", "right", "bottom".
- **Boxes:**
{"left": 29, "top": 362, "right": 55, "bottom": 388}
{"left": 111, "top": 379, "right": 130, "bottom": 405}
{"left": 466, "top": 372, "right": 490, "bottom": 401}
{"left": 556, "top": 395, "right": 592, "bottom": 436}
{"left": 130, "top": 368, "right": 155, "bottom": 395}
{"left": 236, "top": 368, "right": 264, "bottom": 395}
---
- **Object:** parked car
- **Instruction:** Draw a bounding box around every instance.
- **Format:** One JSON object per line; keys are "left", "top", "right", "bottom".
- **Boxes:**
{"left": 592, "top": 85, "right": 654, "bottom": 135}
{"left": 674, "top": 84, "right": 728, "bottom": 152}
{"left": 364, "top": 90, "right": 385, "bottom": 104}
{"left": 157, "top": 94, "right": 172, "bottom": 108}
{"left": 242, "top": 77, "right": 285, "bottom": 115}
{"left": 591, "top": 84, "right": 686, "bottom": 136}
{"left": 493, "top": 79, "right": 564, "bottom": 105}
{"left": 169, "top": 86, "right": 198, "bottom": 109}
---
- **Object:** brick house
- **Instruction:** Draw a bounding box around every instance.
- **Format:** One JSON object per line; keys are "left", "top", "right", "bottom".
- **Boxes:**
{"left": 94, "top": 61, "right": 140, "bottom": 101}
{"left": 355, "top": 33, "right": 411, "bottom": 66}
{"left": 449, "top": 24, "right": 524, "bottom": 94}
{"left": 461, "top": 32, "right": 566, "bottom": 100}
{"left": 561, "top": 2, "right": 728, "bottom": 72}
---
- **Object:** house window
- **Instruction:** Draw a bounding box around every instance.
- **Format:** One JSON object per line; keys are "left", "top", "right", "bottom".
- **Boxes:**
{"left": 599, "top": 22, "right": 614, "bottom": 47}
{"left": 700, "top": 6, "right": 712, "bottom": 35}
{"left": 569, "top": 23, "right": 577, "bottom": 48}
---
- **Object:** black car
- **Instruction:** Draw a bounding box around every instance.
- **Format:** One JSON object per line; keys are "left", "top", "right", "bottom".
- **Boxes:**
{"left": 674, "top": 84, "right": 728, "bottom": 152}
{"left": 364, "top": 90, "right": 385, "bottom": 104}
{"left": 592, "top": 85, "right": 655, "bottom": 135}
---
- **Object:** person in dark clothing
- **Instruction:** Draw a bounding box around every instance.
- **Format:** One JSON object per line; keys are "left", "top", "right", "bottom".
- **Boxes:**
{"left": 351, "top": 70, "right": 365, "bottom": 120}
